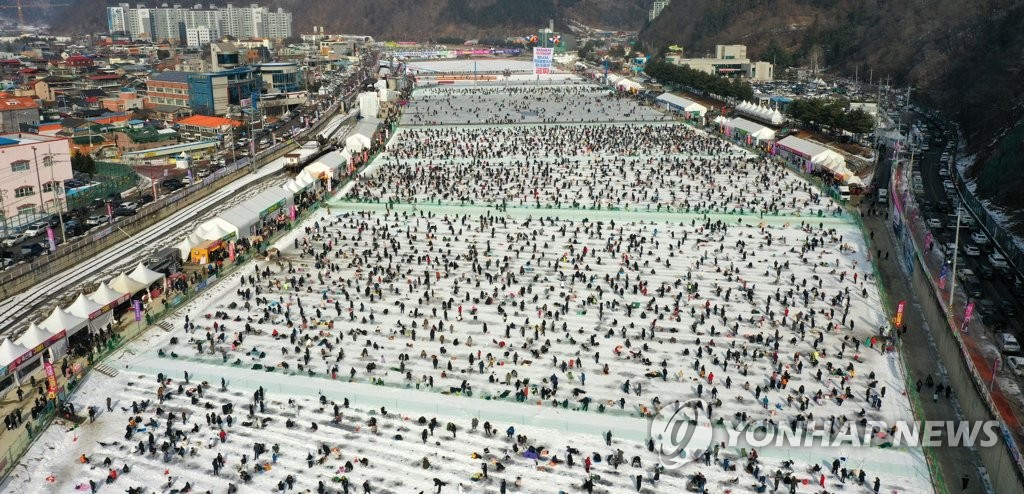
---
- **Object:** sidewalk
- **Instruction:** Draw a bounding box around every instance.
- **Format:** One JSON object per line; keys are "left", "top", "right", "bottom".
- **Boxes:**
{"left": 861, "top": 208, "right": 982, "bottom": 493}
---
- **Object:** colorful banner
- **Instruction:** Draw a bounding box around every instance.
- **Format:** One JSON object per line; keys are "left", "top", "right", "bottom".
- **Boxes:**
{"left": 894, "top": 300, "right": 906, "bottom": 327}
{"left": 106, "top": 201, "right": 113, "bottom": 220}
{"left": 939, "top": 263, "right": 949, "bottom": 289}
{"left": 963, "top": 301, "right": 975, "bottom": 326}
{"left": 46, "top": 226, "right": 56, "bottom": 252}
{"left": 44, "top": 361, "right": 57, "bottom": 399}
{"left": 289, "top": 204, "right": 297, "bottom": 222}
{"left": 133, "top": 299, "right": 142, "bottom": 322}
{"left": 228, "top": 241, "right": 236, "bottom": 262}
{"left": 533, "top": 47, "right": 554, "bottom": 75}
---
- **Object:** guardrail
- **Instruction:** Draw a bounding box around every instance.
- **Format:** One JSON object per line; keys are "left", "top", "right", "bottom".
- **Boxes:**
{"left": 945, "top": 143, "right": 1023, "bottom": 282}
{"left": 890, "top": 159, "right": 1024, "bottom": 492}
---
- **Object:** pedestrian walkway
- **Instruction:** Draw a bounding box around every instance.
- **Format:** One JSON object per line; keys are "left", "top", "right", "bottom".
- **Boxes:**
{"left": 861, "top": 209, "right": 984, "bottom": 493}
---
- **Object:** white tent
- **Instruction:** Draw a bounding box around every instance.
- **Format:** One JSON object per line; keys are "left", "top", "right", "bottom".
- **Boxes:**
{"left": 0, "top": 338, "right": 29, "bottom": 368}
{"left": 176, "top": 233, "right": 206, "bottom": 261}
{"left": 109, "top": 272, "right": 147, "bottom": 295}
{"left": 655, "top": 93, "right": 707, "bottom": 117}
{"left": 67, "top": 292, "right": 113, "bottom": 332}
{"left": 197, "top": 218, "right": 238, "bottom": 241}
{"left": 346, "top": 133, "right": 372, "bottom": 153}
{"left": 129, "top": 263, "right": 165, "bottom": 288}
{"left": 726, "top": 117, "right": 777, "bottom": 143}
{"left": 776, "top": 136, "right": 848, "bottom": 174}
{"left": 304, "top": 161, "right": 333, "bottom": 179}
{"left": 90, "top": 282, "right": 128, "bottom": 309}
{"left": 40, "top": 306, "right": 88, "bottom": 337}
{"left": 16, "top": 322, "right": 54, "bottom": 349}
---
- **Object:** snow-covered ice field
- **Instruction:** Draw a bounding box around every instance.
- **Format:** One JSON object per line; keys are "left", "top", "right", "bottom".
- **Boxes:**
{"left": 5, "top": 76, "right": 933, "bottom": 494}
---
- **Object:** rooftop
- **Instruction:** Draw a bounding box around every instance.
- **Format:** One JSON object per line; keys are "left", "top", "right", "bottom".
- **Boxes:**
{"left": 149, "top": 71, "right": 192, "bottom": 84}
{"left": 176, "top": 115, "right": 242, "bottom": 128}
{"left": 0, "top": 133, "right": 67, "bottom": 147}
{"left": 0, "top": 96, "right": 39, "bottom": 111}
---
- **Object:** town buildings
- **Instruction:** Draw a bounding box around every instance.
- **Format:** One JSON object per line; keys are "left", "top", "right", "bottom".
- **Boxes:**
{"left": 107, "top": 3, "right": 293, "bottom": 44}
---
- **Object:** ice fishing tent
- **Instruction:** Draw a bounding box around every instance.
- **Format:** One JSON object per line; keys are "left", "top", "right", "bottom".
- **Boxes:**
{"left": 108, "top": 272, "right": 147, "bottom": 296}
{"left": 68, "top": 292, "right": 113, "bottom": 332}
{"left": 129, "top": 263, "right": 165, "bottom": 289}
{"left": 41, "top": 306, "right": 88, "bottom": 338}
{"left": 725, "top": 117, "right": 777, "bottom": 144}
{"left": 655, "top": 93, "right": 706, "bottom": 118}
{"left": 614, "top": 77, "right": 643, "bottom": 92}
{"left": 775, "top": 136, "right": 850, "bottom": 177}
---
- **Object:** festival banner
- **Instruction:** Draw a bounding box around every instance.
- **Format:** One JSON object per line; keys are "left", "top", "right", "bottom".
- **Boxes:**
{"left": 894, "top": 300, "right": 906, "bottom": 327}
{"left": 46, "top": 226, "right": 56, "bottom": 252}
{"left": 44, "top": 361, "right": 57, "bottom": 399}
{"left": 133, "top": 299, "right": 142, "bottom": 322}
{"left": 533, "top": 47, "right": 554, "bottom": 75}
{"left": 963, "top": 301, "right": 975, "bottom": 326}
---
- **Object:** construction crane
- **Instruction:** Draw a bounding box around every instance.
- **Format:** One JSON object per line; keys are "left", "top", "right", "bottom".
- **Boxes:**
{"left": 0, "top": 0, "right": 70, "bottom": 27}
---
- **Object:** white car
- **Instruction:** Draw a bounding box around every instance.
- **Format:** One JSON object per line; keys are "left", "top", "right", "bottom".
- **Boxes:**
{"left": 23, "top": 222, "right": 48, "bottom": 236}
{"left": 942, "top": 179, "right": 954, "bottom": 189}
{"left": 2, "top": 232, "right": 27, "bottom": 247}
{"left": 121, "top": 201, "right": 140, "bottom": 211}
{"left": 926, "top": 218, "right": 943, "bottom": 230}
{"left": 970, "top": 232, "right": 989, "bottom": 246}
{"left": 1007, "top": 356, "right": 1024, "bottom": 377}
{"left": 963, "top": 244, "right": 981, "bottom": 257}
{"left": 86, "top": 215, "right": 109, "bottom": 226}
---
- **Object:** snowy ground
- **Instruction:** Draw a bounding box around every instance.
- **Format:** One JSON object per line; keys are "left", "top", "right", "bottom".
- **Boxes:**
{"left": 400, "top": 83, "right": 667, "bottom": 126}
{"left": 6, "top": 80, "right": 933, "bottom": 494}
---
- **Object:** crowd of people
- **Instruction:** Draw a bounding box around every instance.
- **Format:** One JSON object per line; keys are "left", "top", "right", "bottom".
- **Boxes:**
{"left": 14, "top": 80, "right": 926, "bottom": 494}
{"left": 401, "top": 84, "right": 666, "bottom": 126}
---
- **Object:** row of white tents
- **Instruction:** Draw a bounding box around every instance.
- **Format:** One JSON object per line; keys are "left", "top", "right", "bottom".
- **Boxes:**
{"left": 0, "top": 262, "right": 166, "bottom": 389}
{"left": 175, "top": 117, "right": 383, "bottom": 261}
{"left": 715, "top": 116, "right": 777, "bottom": 145}
{"left": 735, "top": 101, "right": 784, "bottom": 125}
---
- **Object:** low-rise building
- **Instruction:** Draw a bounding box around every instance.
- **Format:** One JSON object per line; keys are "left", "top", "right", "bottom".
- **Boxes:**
{"left": 145, "top": 71, "right": 191, "bottom": 109}
{"left": 187, "top": 67, "right": 261, "bottom": 116}
{"left": 667, "top": 44, "right": 774, "bottom": 81}
{"left": 175, "top": 114, "right": 241, "bottom": 142}
{"left": 111, "top": 126, "right": 179, "bottom": 154}
{"left": 0, "top": 133, "right": 74, "bottom": 228}
{"left": 0, "top": 95, "right": 40, "bottom": 134}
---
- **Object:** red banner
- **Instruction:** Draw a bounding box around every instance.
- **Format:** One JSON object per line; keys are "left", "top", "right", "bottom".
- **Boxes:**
{"left": 44, "top": 361, "right": 57, "bottom": 399}
{"left": 894, "top": 300, "right": 906, "bottom": 327}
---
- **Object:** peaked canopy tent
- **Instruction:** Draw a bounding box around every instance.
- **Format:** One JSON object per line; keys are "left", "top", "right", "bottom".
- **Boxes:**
{"left": 68, "top": 292, "right": 114, "bottom": 332}
{"left": 655, "top": 93, "right": 707, "bottom": 118}
{"left": 89, "top": 282, "right": 131, "bottom": 314}
{"left": 109, "top": 272, "right": 148, "bottom": 297}
{"left": 16, "top": 321, "right": 66, "bottom": 363}
{"left": 41, "top": 306, "right": 88, "bottom": 338}
{"left": 736, "top": 101, "right": 784, "bottom": 125}
{"left": 724, "top": 117, "right": 777, "bottom": 144}
{"left": 346, "top": 117, "right": 380, "bottom": 153}
{"left": 0, "top": 338, "right": 33, "bottom": 389}
{"left": 176, "top": 233, "right": 207, "bottom": 261}
{"left": 129, "top": 263, "right": 165, "bottom": 289}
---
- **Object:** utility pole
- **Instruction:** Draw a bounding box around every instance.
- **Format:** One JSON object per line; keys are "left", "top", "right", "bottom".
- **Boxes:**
{"left": 47, "top": 147, "right": 66, "bottom": 243}
{"left": 948, "top": 205, "right": 961, "bottom": 316}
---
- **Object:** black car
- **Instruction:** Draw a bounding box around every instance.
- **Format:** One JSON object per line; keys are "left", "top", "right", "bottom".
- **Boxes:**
{"left": 140, "top": 194, "right": 154, "bottom": 204}
{"left": 63, "top": 220, "right": 83, "bottom": 236}
{"left": 113, "top": 206, "right": 137, "bottom": 217}
{"left": 161, "top": 178, "right": 183, "bottom": 190}
{"left": 979, "top": 264, "right": 995, "bottom": 279}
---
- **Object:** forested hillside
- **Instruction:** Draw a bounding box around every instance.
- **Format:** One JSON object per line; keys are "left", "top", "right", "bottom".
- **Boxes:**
{"left": 640, "top": 0, "right": 1024, "bottom": 210}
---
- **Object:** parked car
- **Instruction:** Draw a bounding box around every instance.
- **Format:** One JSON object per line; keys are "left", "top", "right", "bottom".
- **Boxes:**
{"left": 988, "top": 252, "right": 1010, "bottom": 271}
{"left": 161, "top": 178, "right": 183, "bottom": 190}
{"left": 23, "top": 222, "right": 48, "bottom": 236}
{"left": 998, "top": 333, "right": 1021, "bottom": 354}
{"left": 1008, "top": 356, "right": 1024, "bottom": 376}
{"left": 120, "top": 201, "right": 140, "bottom": 211}
{"left": 140, "top": 194, "right": 154, "bottom": 204}
{"left": 979, "top": 264, "right": 995, "bottom": 279}
{"left": 963, "top": 244, "right": 981, "bottom": 257}
{"left": 86, "top": 215, "right": 109, "bottom": 226}
{"left": 113, "top": 206, "right": 137, "bottom": 217}
{"left": 63, "top": 220, "right": 83, "bottom": 237}
{"left": 926, "top": 218, "right": 943, "bottom": 230}
{"left": 2, "top": 231, "right": 27, "bottom": 247}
